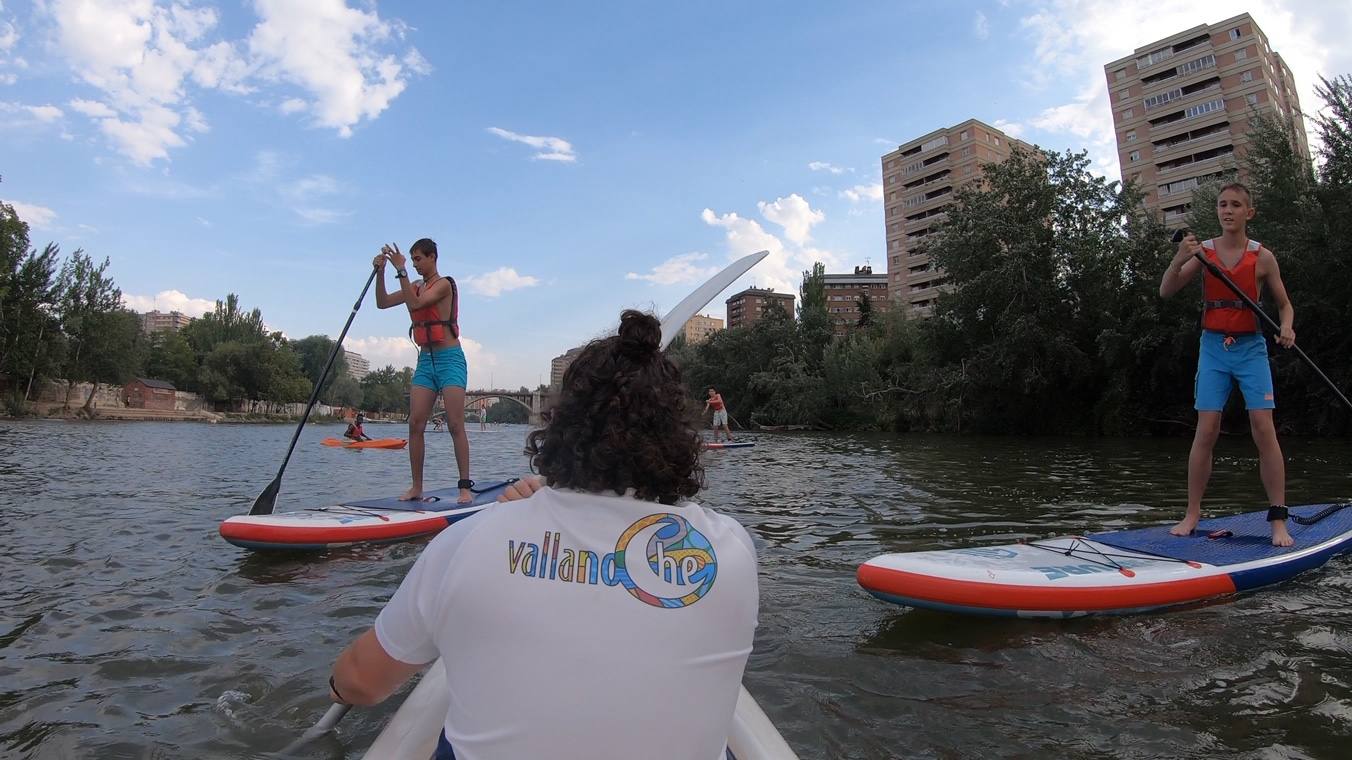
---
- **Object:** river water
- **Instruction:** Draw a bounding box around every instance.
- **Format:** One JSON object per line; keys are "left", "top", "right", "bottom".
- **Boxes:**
{"left": 1, "top": 420, "right": 1350, "bottom": 759}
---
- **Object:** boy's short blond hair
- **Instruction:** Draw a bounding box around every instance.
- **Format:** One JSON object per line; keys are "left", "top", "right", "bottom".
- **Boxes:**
{"left": 1217, "top": 182, "right": 1253, "bottom": 205}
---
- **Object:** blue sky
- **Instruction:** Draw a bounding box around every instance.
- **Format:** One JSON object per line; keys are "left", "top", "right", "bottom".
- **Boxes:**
{"left": 3, "top": 1, "right": 1350, "bottom": 388}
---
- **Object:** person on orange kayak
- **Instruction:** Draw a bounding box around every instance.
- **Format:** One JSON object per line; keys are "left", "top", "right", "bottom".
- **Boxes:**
{"left": 704, "top": 387, "right": 733, "bottom": 442}
{"left": 373, "top": 239, "right": 473, "bottom": 504}
{"left": 344, "top": 411, "right": 372, "bottom": 442}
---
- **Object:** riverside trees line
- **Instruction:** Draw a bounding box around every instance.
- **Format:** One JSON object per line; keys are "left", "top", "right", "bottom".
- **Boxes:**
{"left": 673, "top": 76, "right": 1352, "bottom": 436}
{"left": 0, "top": 207, "right": 413, "bottom": 417}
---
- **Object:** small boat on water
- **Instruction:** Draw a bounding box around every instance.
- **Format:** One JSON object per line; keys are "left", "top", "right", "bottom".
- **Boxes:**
{"left": 362, "top": 660, "right": 799, "bottom": 759}
{"left": 322, "top": 437, "right": 407, "bottom": 450}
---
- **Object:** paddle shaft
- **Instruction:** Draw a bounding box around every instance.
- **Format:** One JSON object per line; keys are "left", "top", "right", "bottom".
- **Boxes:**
{"left": 1188, "top": 249, "right": 1352, "bottom": 412}
{"left": 250, "top": 267, "right": 379, "bottom": 516}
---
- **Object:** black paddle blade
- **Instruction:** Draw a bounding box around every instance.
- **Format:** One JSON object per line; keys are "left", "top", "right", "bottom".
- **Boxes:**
{"left": 250, "top": 477, "right": 281, "bottom": 516}
{"left": 1170, "top": 228, "right": 1191, "bottom": 244}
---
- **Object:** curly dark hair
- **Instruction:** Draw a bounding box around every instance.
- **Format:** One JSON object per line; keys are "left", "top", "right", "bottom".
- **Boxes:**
{"left": 525, "top": 310, "right": 704, "bottom": 504}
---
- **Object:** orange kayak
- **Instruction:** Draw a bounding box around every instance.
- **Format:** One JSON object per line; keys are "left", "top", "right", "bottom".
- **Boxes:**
{"left": 322, "top": 437, "right": 408, "bottom": 450}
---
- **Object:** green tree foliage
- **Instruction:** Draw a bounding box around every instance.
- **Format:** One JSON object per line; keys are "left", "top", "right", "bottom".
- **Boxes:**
{"left": 485, "top": 398, "right": 529, "bottom": 424}
{"left": 289, "top": 334, "right": 353, "bottom": 404}
{"left": 856, "top": 291, "right": 874, "bottom": 328}
{"left": 144, "top": 331, "right": 198, "bottom": 390}
{"left": 360, "top": 364, "right": 412, "bottom": 414}
{"left": 0, "top": 204, "right": 66, "bottom": 410}
{"left": 55, "top": 250, "right": 144, "bottom": 412}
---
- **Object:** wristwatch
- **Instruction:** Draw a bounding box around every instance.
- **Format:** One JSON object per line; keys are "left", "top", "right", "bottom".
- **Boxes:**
{"left": 395, "top": 269, "right": 408, "bottom": 279}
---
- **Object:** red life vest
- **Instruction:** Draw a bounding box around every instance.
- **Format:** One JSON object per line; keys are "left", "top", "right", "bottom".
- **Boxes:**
{"left": 409, "top": 276, "right": 459, "bottom": 346}
{"left": 1201, "top": 238, "right": 1261, "bottom": 335}
{"left": 709, "top": 394, "right": 725, "bottom": 411}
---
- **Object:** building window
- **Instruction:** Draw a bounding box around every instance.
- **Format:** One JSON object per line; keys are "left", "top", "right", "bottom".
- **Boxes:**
{"left": 1129, "top": 150, "right": 1140, "bottom": 162}
{"left": 1241, "top": 70, "right": 1253, "bottom": 83}
{"left": 1118, "top": 89, "right": 1129, "bottom": 101}
{"left": 1229, "top": 28, "right": 1241, "bottom": 41}
{"left": 1122, "top": 108, "right": 1134, "bottom": 119}
{"left": 1235, "top": 48, "right": 1247, "bottom": 61}
{"left": 1126, "top": 129, "right": 1137, "bottom": 142}
{"left": 1115, "top": 69, "right": 1126, "bottom": 81}
{"left": 990, "top": 135, "right": 1001, "bottom": 146}
{"left": 959, "top": 129, "right": 968, "bottom": 141}
{"left": 1246, "top": 93, "right": 1259, "bottom": 106}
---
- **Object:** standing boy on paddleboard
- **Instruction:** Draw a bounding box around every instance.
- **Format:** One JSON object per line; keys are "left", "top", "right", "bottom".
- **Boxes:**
{"left": 373, "top": 239, "right": 473, "bottom": 504}
{"left": 1159, "top": 182, "right": 1297, "bottom": 547}
{"left": 326, "top": 310, "right": 758, "bottom": 759}
{"left": 705, "top": 387, "right": 733, "bottom": 442}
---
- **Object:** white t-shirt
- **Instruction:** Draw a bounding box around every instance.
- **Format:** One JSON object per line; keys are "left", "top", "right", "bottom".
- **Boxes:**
{"left": 375, "top": 486, "right": 759, "bottom": 760}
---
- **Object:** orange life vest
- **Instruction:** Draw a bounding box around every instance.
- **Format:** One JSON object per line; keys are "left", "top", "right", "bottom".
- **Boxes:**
{"left": 1201, "top": 239, "right": 1261, "bottom": 335}
{"left": 709, "top": 394, "right": 725, "bottom": 411}
{"left": 409, "top": 276, "right": 459, "bottom": 346}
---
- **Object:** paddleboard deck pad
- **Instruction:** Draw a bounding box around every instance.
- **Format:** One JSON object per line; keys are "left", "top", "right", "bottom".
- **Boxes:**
{"left": 704, "top": 442, "right": 756, "bottom": 449}
{"left": 858, "top": 503, "right": 1352, "bottom": 618}
{"left": 219, "top": 480, "right": 514, "bottom": 551}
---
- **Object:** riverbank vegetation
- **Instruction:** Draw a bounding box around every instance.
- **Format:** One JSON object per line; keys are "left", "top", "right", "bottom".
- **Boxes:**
{"left": 674, "top": 76, "right": 1352, "bottom": 436}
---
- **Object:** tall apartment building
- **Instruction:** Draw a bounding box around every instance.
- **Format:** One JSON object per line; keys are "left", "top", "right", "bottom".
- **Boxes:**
{"left": 344, "top": 350, "right": 370, "bottom": 380}
{"left": 882, "top": 119, "right": 1029, "bottom": 316}
{"left": 681, "top": 314, "right": 724, "bottom": 345}
{"left": 823, "top": 265, "right": 888, "bottom": 336}
{"left": 726, "top": 287, "right": 794, "bottom": 329}
{"left": 550, "top": 346, "right": 583, "bottom": 389}
{"left": 139, "top": 310, "right": 193, "bottom": 336}
{"left": 1105, "top": 13, "right": 1309, "bottom": 226}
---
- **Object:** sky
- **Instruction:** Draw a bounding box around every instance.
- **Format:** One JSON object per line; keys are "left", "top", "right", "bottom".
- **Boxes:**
{"left": 3, "top": 0, "right": 1350, "bottom": 389}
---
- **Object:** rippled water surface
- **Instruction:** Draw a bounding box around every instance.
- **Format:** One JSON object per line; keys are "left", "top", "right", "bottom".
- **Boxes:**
{"left": 2, "top": 420, "right": 1351, "bottom": 759}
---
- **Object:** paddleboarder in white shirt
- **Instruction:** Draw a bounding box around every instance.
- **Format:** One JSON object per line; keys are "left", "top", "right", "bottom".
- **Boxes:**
{"left": 326, "top": 310, "right": 760, "bottom": 760}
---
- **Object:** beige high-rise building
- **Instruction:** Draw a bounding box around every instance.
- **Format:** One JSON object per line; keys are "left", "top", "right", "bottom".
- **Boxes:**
{"left": 1105, "top": 13, "right": 1309, "bottom": 225}
{"left": 823, "top": 266, "right": 888, "bottom": 336}
{"left": 726, "top": 288, "right": 794, "bottom": 329}
{"left": 550, "top": 346, "right": 583, "bottom": 389}
{"left": 882, "top": 119, "right": 1029, "bottom": 316}
{"left": 139, "top": 310, "right": 193, "bottom": 336}
{"left": 681, "top": 314, "right": 723, "bottom": 345}
{"left": 344, "top": 350, "right": 370, "bottom": 380}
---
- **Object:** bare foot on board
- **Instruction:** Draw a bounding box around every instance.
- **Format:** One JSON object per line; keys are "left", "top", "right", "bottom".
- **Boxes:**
{"left": 458, "top": 487, "right": 473, "bottom": 504}
{"left": 1170, "top": 514, "right": 1200, "bottom": 536}
{"left": 399, "top": 486, "right": 423, "bottom": 502}
{"left": 1271, "top": 521, "right": 1294, "bottom": 547}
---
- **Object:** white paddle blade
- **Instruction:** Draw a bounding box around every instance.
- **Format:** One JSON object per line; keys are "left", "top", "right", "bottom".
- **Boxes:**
{"left": 659, "top": 250, "right": 769, "bottom": 350}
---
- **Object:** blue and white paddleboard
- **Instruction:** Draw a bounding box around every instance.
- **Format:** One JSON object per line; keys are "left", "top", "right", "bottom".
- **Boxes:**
{"left": 859, "top": 503, "right": 1352, "bottom": 618}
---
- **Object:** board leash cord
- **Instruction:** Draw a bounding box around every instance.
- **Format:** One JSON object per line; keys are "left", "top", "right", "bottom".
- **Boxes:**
{"left": 1022, "top": 538, "right": 1203, "bottom": 576}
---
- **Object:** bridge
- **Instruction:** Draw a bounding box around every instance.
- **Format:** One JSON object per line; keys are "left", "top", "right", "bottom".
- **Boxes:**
{"left": 430, "top": 388, "right": 554, "bottom": 426}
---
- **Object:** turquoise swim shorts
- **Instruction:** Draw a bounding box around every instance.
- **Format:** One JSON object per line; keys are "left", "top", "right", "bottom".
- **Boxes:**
{"left": 412, "top": 345, "right": 468, "bottom": 392}
{"left": 1195, "top": 331, "right": 1274, "bottom": 411}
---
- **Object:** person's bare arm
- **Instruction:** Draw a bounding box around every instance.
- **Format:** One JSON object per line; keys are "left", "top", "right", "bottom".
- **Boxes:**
{"left": 372, "top": 253, "right": 404, "bottom": 309}
{"left": 1258, "top": 248, "right": 1295, "bottom": 348}
{"left": 330, "top": 629, "right": 426, "bottom": 706}
{"left": 1160, "top": 233, "right": 1204, "bottom": 298}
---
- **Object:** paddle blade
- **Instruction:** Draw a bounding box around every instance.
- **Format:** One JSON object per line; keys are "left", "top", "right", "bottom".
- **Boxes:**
{"left": 250, "top": 476, "right": 281, "bottom": 516}
{"left": 659, "top": 250, "right": 768, "bottom": 350}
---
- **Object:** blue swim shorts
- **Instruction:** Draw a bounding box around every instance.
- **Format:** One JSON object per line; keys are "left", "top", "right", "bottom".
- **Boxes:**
{"left": 412, "top": 345, "right": 468, "bottom": 392}
{"left": 1195, "top": 331, "right": 1274, "bottom": 411}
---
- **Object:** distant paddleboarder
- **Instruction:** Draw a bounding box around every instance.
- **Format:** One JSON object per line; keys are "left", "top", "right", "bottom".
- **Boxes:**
{"left": 1159, "top": 182, "right": 1297, "bottom": 547}
{"left": 704, "top": 387, "right": 733, "bottom": 442}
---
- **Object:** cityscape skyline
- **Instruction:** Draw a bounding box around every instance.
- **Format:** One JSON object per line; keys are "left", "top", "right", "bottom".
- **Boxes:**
{"left": 3, "top": 2, "right": 1349, "bottom": 388}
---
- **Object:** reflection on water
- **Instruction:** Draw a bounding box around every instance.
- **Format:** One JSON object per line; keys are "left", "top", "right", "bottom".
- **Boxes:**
{"left": 1, "top": 421, "right": 1350, "bottom": 758}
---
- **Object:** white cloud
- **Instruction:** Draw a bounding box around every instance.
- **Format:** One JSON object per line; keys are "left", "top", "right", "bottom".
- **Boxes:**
{"left": 345, "top": 335, "right": 416, "bottom": 371}
{"left": 248, "top": 0, "right": 425, "bottom": 138}
{"left": 293, "top": 207, "right": 347, "bottom": 225}
{"left": 975, "top": 11, "right": 991, "bottom": 40}
{"left": 278, "top": 97, "right": 306, "bottom": 114}
{"left": 807, "top": 161, "right": 849, "bottom": 175}
{"left": 626, "top": 252, "right": 721, "bottom": 285}
{"left": 121, "top": 289, "right": 217, "bottom": 317}
{"left": 701, "top": 199, "right": 843, "bottom": 297}
{"left": 0, "top": 20, "right": 17, "bottom": 53}
{"left": 69, "top": 98, "right": 116, "bottom": 118}
{"left": 486, "top": 126, "right": 577, "bottom": 162}
{"left": 1012, "top": 1, "right": 1352, "bottom": 180}
{"left": 840, "top": 183, "right": 884, "bottom": 203}
{"left": 464, "top": 267, "right": 541, "bottom": 297}
{"left": 2, "top": 200, "right": 57, "bottom": 228}
{"left": 991, "top": 118, "right": 1027, "bottom": 139}
{"left": 757, "top": 194, "right": 825, "bottom": 245}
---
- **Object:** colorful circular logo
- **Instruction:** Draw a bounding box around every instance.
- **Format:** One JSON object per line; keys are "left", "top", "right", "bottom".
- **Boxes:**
{"left": 614, "top": 513, "right": 717, "bottom": 608}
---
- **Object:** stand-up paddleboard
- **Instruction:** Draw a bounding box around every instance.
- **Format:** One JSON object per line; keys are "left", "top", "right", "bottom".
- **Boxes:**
{"left": 858, "top": 503, "right": 1352, "bottom": 618}
{"left": 362, "top": 660, "right": 799, "bottom": 760}
{"left": 321, "top": 437, "right": 408, "bottom": 450}
{"left": 220, "top": 481, "right": 513, "bottom": 551}
{"left": 704, "top": 441, "right": 756, "bottom": 450}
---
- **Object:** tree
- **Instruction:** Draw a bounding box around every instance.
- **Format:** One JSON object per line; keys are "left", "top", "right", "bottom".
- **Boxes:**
{"left": 856, "top": 291, "right": 875, "bottom": 328}
{"left": 182, "top": 293, "right": 267, "bottom": 357}
{"left": 144, "top": 331, "right": 198, "bottom": 390}
{"left": 55, "top": 251, "right": 137, "bottom": 412}
{"left": 0, "top": 203, "right": 65, "bottom": 410}
{"left": 361, "top": 364, "right": 412, "bottom": 414}
{"left": 485, "top": 399, "right": 528, "bottom": 424}
{"left": 290, "top": 334, "right": 351, "bottom": 404}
